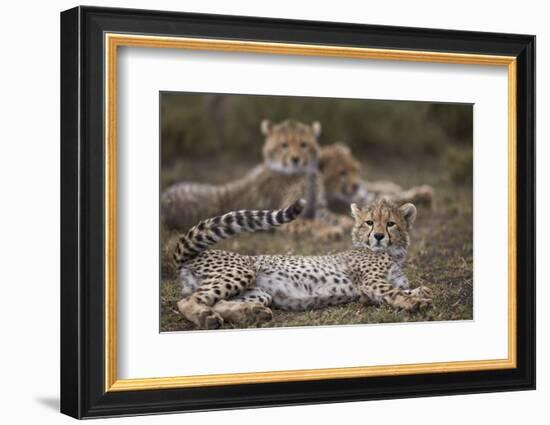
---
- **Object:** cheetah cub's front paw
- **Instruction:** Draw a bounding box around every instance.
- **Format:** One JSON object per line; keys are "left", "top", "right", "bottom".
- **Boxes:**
{"left": 405, "top": 294, "right": 433, "bottom": 312}
{"left": 402, "top": 286, "right": 433, "bottom": 312}
{"left": 409, "top": 286, "right": 433, "bottom": 299}
{"left": 413, "top": 297, "right": 433, "bottom": 311}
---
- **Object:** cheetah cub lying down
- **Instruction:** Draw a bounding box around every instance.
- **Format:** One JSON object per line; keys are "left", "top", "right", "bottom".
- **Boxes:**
{"left": 175, "top": 199, "right": 433, "bottom": 329}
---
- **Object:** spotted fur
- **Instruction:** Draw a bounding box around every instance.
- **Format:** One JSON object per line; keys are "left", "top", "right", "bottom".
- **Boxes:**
{"left": 176, "top": 199, "right": 432, "bottom": 329}
{"left": 162, "top": 119, "right": 322, "bottom": 230}
{"left": 174, "top": 199, "right": 306, "bottom": 265}
{"left": 162, "top": 119, "right": 352, "bottom": 240}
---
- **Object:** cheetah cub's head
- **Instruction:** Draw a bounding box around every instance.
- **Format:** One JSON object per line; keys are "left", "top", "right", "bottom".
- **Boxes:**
{"left": 261, "top": 119, "right": 321, "bottom": 175}
{"left": 319, "top": 143, "right": 361, "bottom": 202}
{"left": 351, "top": 199, "right": 416, "bottom": 258}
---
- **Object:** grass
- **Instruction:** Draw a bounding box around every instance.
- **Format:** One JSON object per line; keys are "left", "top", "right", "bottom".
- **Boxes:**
{"left": 160, "top": 153, "right": 473, "bottom": 332}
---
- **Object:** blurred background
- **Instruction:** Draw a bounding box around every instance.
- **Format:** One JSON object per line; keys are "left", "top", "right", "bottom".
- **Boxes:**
{"left": 161, "top": 92, "right": 473, "bottom": 187}
{"left": 159, "top": 92, "right": 474, "bottom": 331}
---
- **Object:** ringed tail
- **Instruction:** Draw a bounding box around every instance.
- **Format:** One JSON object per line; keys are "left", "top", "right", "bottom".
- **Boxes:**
{"left": 173, "top": 199, "right": 306, "bottom": 268}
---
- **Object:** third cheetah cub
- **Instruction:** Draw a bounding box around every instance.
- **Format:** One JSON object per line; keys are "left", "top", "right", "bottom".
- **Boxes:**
{"left": 175, "top": 199, "right": 432, "bottom": 329}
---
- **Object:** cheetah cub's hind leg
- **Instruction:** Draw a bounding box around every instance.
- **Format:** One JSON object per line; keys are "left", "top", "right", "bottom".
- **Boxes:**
{"left": 213, "top": 288, "right": 274, "bottom": 326}
{"left": 177, "top": 269, "right": 256, "bottom": 329}
{"left": 177, "top": 277, "right": 226, "bottom": 330}
{"left": 179, "top": 268, "right": 200, "bottom": 297}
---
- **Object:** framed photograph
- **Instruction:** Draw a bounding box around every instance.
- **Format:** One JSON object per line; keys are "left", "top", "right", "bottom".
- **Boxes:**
{"left": 60, "top": 6, "right": 535, "bottom": 419}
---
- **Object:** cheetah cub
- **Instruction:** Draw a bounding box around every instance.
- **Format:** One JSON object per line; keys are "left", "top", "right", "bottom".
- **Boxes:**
{"left": 175, "top": 199, "right": 433, "bottom": 329}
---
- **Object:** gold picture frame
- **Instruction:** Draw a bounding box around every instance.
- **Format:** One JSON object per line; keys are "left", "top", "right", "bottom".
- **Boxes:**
{"left": 104, "top": 34, "right": 517, "bottom": 392}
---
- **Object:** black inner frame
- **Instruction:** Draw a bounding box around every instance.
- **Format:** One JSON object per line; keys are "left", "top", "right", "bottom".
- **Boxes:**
{"left": 60, "top": 6, "right": 535, "bottom": 419}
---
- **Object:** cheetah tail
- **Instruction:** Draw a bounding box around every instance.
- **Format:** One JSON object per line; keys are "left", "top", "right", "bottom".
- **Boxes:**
{"left": 173, "top": 198, "right": 306, "bottom": 267}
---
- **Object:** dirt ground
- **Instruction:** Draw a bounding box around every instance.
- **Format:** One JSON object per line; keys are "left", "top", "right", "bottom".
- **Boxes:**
{"left": 159, "top": 154, "right": 473, "bottom": 332}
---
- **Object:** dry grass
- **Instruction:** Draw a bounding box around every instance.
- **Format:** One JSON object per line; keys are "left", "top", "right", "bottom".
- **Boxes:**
{"left": 160, "top": 154, "right": 473, "bottom": 332}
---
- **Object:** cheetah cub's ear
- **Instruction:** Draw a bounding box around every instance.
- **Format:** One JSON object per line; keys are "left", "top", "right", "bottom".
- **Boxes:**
{"left": 311, "top": 121, "right": 322, "bottom": 137}
{"left": 399, "top": 203, "right": 417, "bottom": 229}
{"left": 261, "top": 119, "right": 272, "bottom": 136}
{"left": 350, "top": 203, "right": 361, "bottom": 220}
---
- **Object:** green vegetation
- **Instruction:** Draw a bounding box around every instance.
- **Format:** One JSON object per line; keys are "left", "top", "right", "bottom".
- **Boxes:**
{"left": 161, "top": 93, "right": 473, "bottom": 164}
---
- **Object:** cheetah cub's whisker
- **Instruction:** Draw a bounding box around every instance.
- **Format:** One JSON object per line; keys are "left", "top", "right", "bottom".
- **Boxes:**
{"left": 175, "top": 199, "right": 432, "bottom": 329}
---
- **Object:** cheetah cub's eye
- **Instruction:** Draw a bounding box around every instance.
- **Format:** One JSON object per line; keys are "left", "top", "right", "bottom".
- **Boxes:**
{"left": 365, "top": 220, "right": 374, "bottom": 226}
{"left": 387, "top": 221, "right": 396, "bottom": 227}
{"left": 300, "top": 142, "right": 308, "bottom": 149}
{"left": 281, "top": 142, "right": 289, "bottom": 149}
{"left": 340, "top": 170, "right": 348, "bottom": 177}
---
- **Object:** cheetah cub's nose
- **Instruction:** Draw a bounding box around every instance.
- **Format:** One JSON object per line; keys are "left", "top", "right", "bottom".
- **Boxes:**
{"left": 374, "top": 233, "right": 385, "bottom": 241}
